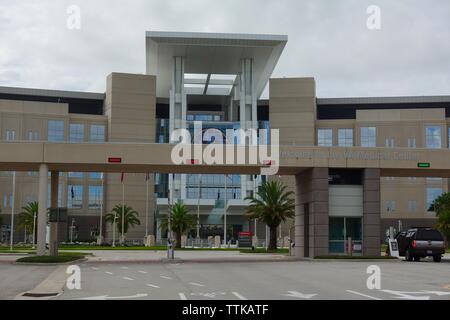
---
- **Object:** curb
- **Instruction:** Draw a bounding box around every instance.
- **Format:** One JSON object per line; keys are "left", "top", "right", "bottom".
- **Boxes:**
{"left": 14, "top": 258, "right": 88, "bottom": 266}
{"left": 83, "top": 257, "right": 299, "bottom": 264}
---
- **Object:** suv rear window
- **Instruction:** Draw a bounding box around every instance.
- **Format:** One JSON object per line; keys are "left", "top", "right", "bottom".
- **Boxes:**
{"left": 415, "top": 230, "right": 444, "bottom": 241}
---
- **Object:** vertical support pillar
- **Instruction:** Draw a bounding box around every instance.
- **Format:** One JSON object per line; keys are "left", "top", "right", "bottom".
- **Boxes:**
{"left": 37, "top": 164, "right": 48, "bottom": 256}
{"left": 169, "top": 56, "right": 187, "bottom": 203}
{"left": 363, "top": 169, "right": 381, "bottom": 256}
{"left": 239, "top": 58, "right": 257, "bottom": 199}
{"left": 49, "top": 171, "right": 60, "bottom": 256}
{"left": 294, "top": 168, "right": 329, "bottom": 258}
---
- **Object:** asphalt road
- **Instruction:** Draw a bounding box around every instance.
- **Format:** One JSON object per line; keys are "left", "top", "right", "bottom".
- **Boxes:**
{"left": 52, "top": 258, "right": 450, "bottom": 300}
{"left": 0, "top": 264, "right": 57, "bottom": 299}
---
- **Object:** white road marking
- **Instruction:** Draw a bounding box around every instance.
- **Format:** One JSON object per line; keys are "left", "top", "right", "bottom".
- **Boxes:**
{"left": 179, "top": 293, "right": 187, "bottom": 300}
{"left": 346, "top": 290, "right": 383, "bottom": 300}
{"left": 160, "top": 276, "right": 172, "bottom": 280}
{"left": 147, "top": 284, "right": 160, "bottom": 288}
{"left": 138, "top": 271, "right": 148, "bottom": 274}
{"left": 91, "top": 267, "right": 99, "bottom": 271}
{"left": 381, "top": 289, "right": 429, "bottom": 300}
{"left": 120, "top": 267, "right": 129, "bottom": 270}
{"left": 231, "top": 292, "right": 248, "bottom": 300}
{"left": 81, "top": 293, "right": 148, "bottom": 300}
{"left": 189, "top": 282, "right": 205, "bottom": 287}
{"left": 123, "top": 277, "right": 135, "bottom": 281}
{"left": 282, "top": 291, "right": 317, "bottom": 299}
{"left": 105, "top": 272, "right": 113, "bottom": 275}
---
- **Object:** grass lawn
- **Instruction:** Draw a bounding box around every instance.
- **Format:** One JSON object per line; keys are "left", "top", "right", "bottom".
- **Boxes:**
{"left": 16, "top": 254, "right": 86, "bottom": 263}
{"left": 240, "top": 248, "right": 289, "bottom": 254}
{"left": 315, "top": 255, "right": 397, "bottom": 260}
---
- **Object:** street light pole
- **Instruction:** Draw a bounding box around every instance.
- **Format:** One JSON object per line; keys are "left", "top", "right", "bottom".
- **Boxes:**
{"left": 196, "top": 174, "right": 202, "bottom": 240}
{"left": 223, "top": 174, "right": 227, "bottom": 247}
{"left": 9, "top": 171, "right": 16, "bottom": 251}
{"left": 145, "top": 173, "right": 149, "bottom": 238}
{"left": 99, "top": 173, "right": 104, "bottom": 245}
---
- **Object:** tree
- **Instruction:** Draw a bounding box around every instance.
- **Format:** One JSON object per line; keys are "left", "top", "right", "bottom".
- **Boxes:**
{"left": 18, "top": 202, "right": 39, "bottom": 242}
{"left": 245, "top": 180, "right": 295, "bottom": 251}
{"left": 105, "top": 204, "right": 140, "bottom": 244}
{"left": 431, "top": 193, "right": 450, "bottom": 247}
{"left": 159, "top": 201, "right": 195, "bottom": 249}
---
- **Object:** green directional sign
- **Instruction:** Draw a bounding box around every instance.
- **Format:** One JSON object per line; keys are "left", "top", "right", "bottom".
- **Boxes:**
{"left": 417, "top": 162, "right": 431, "bottom": 168}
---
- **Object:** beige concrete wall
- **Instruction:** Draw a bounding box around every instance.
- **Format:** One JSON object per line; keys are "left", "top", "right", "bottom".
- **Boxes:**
{"left": 104, "top": 73, "right": 157, "bottom": 241}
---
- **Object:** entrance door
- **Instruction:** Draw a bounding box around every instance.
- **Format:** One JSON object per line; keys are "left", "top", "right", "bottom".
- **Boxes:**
{"left": 329, "top": 217, "right": 362, "bottom": 254}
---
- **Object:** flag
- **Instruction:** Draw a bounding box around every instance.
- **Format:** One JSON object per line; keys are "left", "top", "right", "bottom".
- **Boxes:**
{"left": 120, "top": 172, "right": 124, "bottom": 183}
{"left": 71, "top": 186, "right": 75, "bottom": 199}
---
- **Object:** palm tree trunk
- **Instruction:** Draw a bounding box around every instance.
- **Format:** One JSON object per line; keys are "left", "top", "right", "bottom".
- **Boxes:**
{"left": 268, "top": 226, "right": 278, "bottom": 251}
{"left": 176, "top": 232, "right": 182, "bottom": 249}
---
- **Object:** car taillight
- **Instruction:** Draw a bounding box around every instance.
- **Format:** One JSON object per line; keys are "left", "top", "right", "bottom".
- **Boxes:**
{"left": 412, "top": 240, "right": 417, "bottom": 248}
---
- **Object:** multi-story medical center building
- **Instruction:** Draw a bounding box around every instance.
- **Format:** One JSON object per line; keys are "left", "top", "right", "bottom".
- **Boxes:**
{"left": 1, "top": 31, "right": 449, "bottom": 255}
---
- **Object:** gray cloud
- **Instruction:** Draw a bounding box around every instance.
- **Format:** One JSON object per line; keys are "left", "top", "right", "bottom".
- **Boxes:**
{"left": 0, "top": 0, "right": 449, "bottom": 98}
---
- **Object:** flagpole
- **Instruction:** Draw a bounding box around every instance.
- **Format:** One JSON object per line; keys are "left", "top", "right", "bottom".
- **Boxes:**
{"left": 145, "top": 173, "right": 149, "bottom": 238}
{"left": 10, "top": 171, "right": 16, "bottom": 251}
{"left": 223, "top": 174, "right": 227, "bottom": 247}
{"left": 99, "top": 173, "right": 104, "bottom": 245}
{"left": 121, "top": 174, "right": 125, "bottom": 246}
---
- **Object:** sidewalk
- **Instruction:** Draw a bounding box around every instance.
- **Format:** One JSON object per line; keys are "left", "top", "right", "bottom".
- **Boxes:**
{"left": 81, "top": 250, "right": 296, "bottom": 264}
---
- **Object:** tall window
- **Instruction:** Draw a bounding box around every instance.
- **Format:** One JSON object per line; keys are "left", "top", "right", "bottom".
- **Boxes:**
{"left": 425, "top": 125, "right": 442, "bottom": 149}
{"left": 317, "top": 129, "right": 333, "bottom": 146}
{"left": 360, "top": 127, "right": 376, "bottom": 147}
{"left": 88, "top": 186, "right": 103, "bottom": 209}
{"left": 69, "top": 123, "right": 84, "bottom": 142}
{"left": 408, "top": 200, "right": 417, "bottom": 213}
{"left": 89, "top": 172, "right": 102, "bottom": 179}
{"left": 407, "top": 138, "right": 416, "bottom": 148}
{"left": 338, "top": 129, "right": 353, "bottom": 147}
{"left": 6, "top": 130, "right": 16, "bottom": 141}
{"left": 385, "top": 138, "right": 395, "bottom": 148}
{"left": 28, "top": 131, "right": 39, "bottom": 141}
{"left": 48, "top": 120, "right": 65, "bottom": 141}
{"left": 385, "top": 200, "right": 396, "bottom": 213}
{"left": 90, "top": 124, "right": 105, "bottom": 142}
{"left": 426, "top": 187, "right": 442, "bottom": 211}
{"left": 68, "top": 185, "right": 83, "bottom": 209}
{"left": 68, "top": 172, "right": 84, "bottom": 178}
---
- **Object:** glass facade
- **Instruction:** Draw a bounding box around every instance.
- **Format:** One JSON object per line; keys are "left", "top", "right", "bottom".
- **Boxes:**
{"left": 360, "top": 127, "right": 376, "bottom": 147}
{"left": 69, "top": 123, "right": 84, "bottom": 142}
{"left": 48, "top": 120, "right": 65, "bottom": 141}
{"left": 425, "top": 126, "right": 442, "bottom": 149}
{"left": 329, "top": 217, "right": 362, "bottom": 254}
{"left": 90, "top": 124, "right": 105, "bottom": 142}
{"left": 317, "top": 129, "right": 333, "bottom": 146}
{"left": 426, "top": 187, "right": 442, "bottom": 211}
{"left": 68, "top": 185, "right": 83, "bottom": 209}
{"left": 88, "top": 186, "right": 103, "bottom": 209}
{"left": 338, "top": 128, "right": 353, "bottom": 147}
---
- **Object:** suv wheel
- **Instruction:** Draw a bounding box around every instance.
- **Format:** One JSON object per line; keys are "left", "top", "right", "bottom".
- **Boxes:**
{"left": 433, "top": 255, "right": 442, "bottom": 263}
{"left": 405, "top": 249, "right": 413, "bottom": 262}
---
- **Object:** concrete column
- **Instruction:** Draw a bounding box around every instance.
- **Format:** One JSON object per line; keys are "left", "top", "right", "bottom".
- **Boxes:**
{"left": 294, "top": 168, "right": 329, "bottom": 258}
{"left": 363, "top": 169, "right": 381, "bottom": 256}
{"left": 49, "top": 171, "right": 59, "bottom": 256}
{"left": 37, "top": 164, "right": 48, "bottom": 256}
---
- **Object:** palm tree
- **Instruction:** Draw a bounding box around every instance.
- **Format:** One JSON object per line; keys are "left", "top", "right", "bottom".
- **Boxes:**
{"left": 431, "top": 193, "right": 450, "bottom": 247}
{"left": 105, "top": 204, "right": 140, "bottom": 244}
{"left": 159, "top": 201, "right": 195, "bottom": 249}
{"left": 18, "top": 202, "right": 39, "bottom": 244}
{"left": 245, "top": 180, "right": 295, "bottom": 251}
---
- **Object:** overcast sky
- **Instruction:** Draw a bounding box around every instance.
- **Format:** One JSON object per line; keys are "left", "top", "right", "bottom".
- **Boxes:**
{"left": 0, "top": 0, "right": 449, "bottom": 98}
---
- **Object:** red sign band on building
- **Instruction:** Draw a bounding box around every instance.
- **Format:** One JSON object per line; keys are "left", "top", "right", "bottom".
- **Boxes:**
{"left": 108, "top": 157, "right": 122, "bottom": 163}
{"left": 186, "top": 159, "right": 200, "bottom": 165}
{"left": 263, "top": 160, "right": 275, "bottom": 166}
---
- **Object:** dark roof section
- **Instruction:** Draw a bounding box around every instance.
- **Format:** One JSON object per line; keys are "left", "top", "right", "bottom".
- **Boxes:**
{"left": 0, "top": 86, "right": 105, "bottom": 115}
{"left": 317, "top": 96, "right": 450, "bottom": 120}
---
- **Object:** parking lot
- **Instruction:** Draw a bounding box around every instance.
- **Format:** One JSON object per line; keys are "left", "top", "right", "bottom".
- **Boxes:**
{"left": 51, "top": 258, "right": 450, "bottom": 300}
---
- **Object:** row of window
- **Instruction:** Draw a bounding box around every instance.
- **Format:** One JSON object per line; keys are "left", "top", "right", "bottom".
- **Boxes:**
{"left": 4, "top": 122, "right": 105, "bottom": 142}
{"left": 1, "top": 185, "right": 103, "bottom": 210}
{"left": 317, "top": 126, "right": 450, "bottom": 148}
{"left": 385, "top": 187, "right": 443, "bottom": 213}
